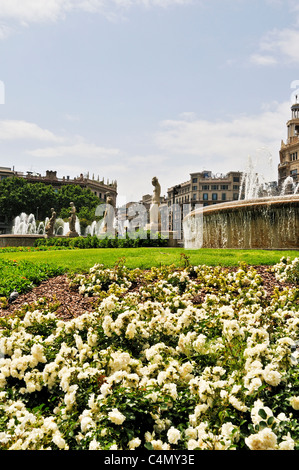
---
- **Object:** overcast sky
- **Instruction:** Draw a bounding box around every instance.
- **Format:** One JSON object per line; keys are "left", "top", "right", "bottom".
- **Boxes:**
{"left": 0, "top": 0, "right": 299, "bottom": 203}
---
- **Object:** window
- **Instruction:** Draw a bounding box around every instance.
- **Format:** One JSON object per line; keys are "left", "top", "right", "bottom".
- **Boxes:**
{"left": 203, "top": 193, "right": 208, "bottom": 200}
{"left": 233, "top": 193, "right": 239, "bottom": 200}
{"left": 193, "top": 194, "right": 197, "bottom": 200}
{"left": 211, "top": 185, "right": 218, "bottom": 190}
{"left": 233, "top": 176, "right": 240, "bottom": 182}
{"left": 212, "top": 193, "right": 218, "bottom": 201}
{"left": 222, "top": 193, "right": 226, "bottom": 201}
{"left": 192, "top": 185, "right": 197, "bottom": 191}
{"left": 192, "top": 177, "right": 198, "bottom": 183}
{"left": 202, "top": 185, "right": 209, "bottom": 190}
{"left": 291, "top": 152, "right": 298, "bottom": 161}
{"left": 220, "top": 185, "right": 228, "bottom": 190}
{"left": 233, "top": 185, "right": 239, "bottom": 190}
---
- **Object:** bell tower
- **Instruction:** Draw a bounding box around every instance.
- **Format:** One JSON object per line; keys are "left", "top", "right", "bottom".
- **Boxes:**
{"left": 278, "top": 98, "right": 299, "bottom": 190}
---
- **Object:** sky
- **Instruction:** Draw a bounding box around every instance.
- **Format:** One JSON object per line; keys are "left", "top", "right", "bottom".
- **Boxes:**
{"left": 0, "top": 0, "right": 299, "bottom": 204}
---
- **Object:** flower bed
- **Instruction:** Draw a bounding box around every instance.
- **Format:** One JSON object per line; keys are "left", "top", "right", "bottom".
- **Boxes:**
{"left": 0, "top": 259, "right": 298, "bottom": 450}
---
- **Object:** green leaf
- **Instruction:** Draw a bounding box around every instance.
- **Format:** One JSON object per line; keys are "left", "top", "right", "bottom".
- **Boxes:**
{"left": 144, "top": 442, "right": 154, "bottom": 450}
{"left": 259, "top": 421, "right": 267, "bottom": 430}
{"left": 258, "top": 408, "right": 267, "bottom": 420}
{"left": 267, "top": 416, "right": 275, "bottom": 426}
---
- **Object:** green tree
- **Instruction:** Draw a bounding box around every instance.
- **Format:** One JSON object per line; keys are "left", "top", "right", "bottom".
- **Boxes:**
{"left": 0, "top": 177, "right": 103, "bottom": 226}
{"left": 0, "top": 177, "right": 56, "bottom": 221}
{"left": 55, "top": 185, "right": 101, "bottom": 219}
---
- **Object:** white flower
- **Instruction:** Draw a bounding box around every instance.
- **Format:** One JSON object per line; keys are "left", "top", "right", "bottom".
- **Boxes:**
{"left": 108, "top": 408, "right": 126, "bottom": 425}
{"left": 52, "top": 432, "right": 68, "bottom": 449}
{"left": 187, "top": 439, "right": 199, "bottom": 450}
{"left": 128, "top": 437, "right": 141, "bottom": 449}
{"left": 167, "top": 426, "right": 181, "bottom": 445}
{"left": 278, "top": 434, "right": 295, "bottom": 450}
{"left": 290, "top": 396, "right": 299, "bottom": 410}
{"left": 245, "top": 428, "right": 277, "bottom": 450}
{"left": 89, "top": 439, "right": 102, "bottom": 450}
{"left": 263, "top": 365, "right": 281, "bottom": 387}
{"left": 229, "top": 396, "right": 248, "bottom": 413}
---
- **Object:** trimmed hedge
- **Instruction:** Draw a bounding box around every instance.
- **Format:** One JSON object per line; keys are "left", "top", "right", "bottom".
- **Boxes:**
{"left": 34, "top": 232, "right": 169, "bottom": 249}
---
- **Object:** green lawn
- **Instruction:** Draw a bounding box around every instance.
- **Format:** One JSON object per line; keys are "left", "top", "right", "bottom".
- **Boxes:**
{"left": 1, "top": 247, "right": 298, "bottom": 273}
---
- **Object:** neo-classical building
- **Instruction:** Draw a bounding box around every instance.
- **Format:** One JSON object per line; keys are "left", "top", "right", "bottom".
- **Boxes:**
{"left": 0, "top": 167, "right": 117, "bottom": 233}
{"left": 167, "top": 170, "right": 242, "bottom": 209}
{"left": 166, "top": 170, "right": 243, "bottom": 238}
{"left": 0, "top": 168, "right": 117, "bottom": 205}
{"left": 278, "top": 101, "right": 299, "bottom": 190}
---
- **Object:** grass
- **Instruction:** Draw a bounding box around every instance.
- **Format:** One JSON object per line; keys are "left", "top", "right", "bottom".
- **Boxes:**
{"left": 1, "top": 247, "right": 299, "bottom": 274}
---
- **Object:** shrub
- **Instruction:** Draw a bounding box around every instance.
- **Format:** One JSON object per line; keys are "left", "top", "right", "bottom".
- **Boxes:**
{"left": 0, "top": 261, "right": 298, "bottom": 450}
{"left": 34, "top": 232, "right": 168, "bottom": 249}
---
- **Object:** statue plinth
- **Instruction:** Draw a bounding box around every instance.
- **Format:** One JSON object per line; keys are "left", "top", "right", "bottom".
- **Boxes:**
{"left": 66, "top": 231, "right": 79, "bottom": 238}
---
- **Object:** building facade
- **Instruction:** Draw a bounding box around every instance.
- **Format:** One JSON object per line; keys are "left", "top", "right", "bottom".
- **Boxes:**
{"left": 278, "top": 101, "right": 299, "bottom": 190}
{"left": 167, "top": 170, "right": 242, "bottom": 238}
{"left": 0, "top": 166, "right": 15, "bottom": 181}
{"left": 1, "top": 168, "right": 117, "bottom": 204}
{"left": 167, "top": 170, "right": 242, "bottom": 208}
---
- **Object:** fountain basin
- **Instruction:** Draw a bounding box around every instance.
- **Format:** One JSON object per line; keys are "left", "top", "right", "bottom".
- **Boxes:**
{"left": 0, "top": 234, "right": 46, "bottom": 248}
{"left": 183, "top": 195, "right": 299, "bottom": 249}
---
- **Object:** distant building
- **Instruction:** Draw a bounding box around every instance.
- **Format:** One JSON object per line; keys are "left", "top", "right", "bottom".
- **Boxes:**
{"left": 167, "top": 170, "right": 243, "bottom": 238}
{"left": 0, "top": 168, "right": 117, "bottom": 205}
{"left": 0, "top": 166, "right": 15, "bottom": 181}
{"left": 278, "top": 101, "right": 299, "bottom": 190}
{"left": 0, "top": 167, "right": 117, "bottom": 233}
{"left": 167, "top": 170, "right": 242, "bottom": 209}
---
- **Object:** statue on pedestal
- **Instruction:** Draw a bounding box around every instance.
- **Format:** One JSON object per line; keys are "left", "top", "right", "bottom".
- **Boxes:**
{"left": 101, "top": 193, "right": 115, "bottom": 235}
{"left": 45, "top": 208, "right": 56, "bottom": 238}
{"left": 148, "top": 176, "right": 161, "bottom": 232}
{"left": 66, "top": 202, "right": 79, "bottom": 237}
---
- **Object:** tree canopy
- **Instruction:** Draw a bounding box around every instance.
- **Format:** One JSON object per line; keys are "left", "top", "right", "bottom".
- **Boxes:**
{"left": 0, "top": 177, "right": 102, "bottom": 225}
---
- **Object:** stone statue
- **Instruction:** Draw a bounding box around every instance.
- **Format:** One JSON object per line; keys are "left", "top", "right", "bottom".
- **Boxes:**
{"left": 45, "top": 208, "right": 56, "bottom": 238}
{"left": 151, "top": 176, "right": 161, "bottom": 204}
{"left": 101, "top": 193, "right": 115, "bottom": 235}
{"left": 149, "top": 176, "right": 161, "bottom": 232}
{"left": 66, "top": 202, "right": 79, "bottom": 237}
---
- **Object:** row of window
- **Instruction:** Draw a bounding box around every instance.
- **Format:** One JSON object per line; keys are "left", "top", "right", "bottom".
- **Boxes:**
{"left": 192, "top": 184, "right": 239, "bottom": 191}
{"left": 193, "top": 193, "right": 238, "bottom": 201}
{"left": 192, "top": 176, "right": 240, "bottom": 183}
{"left": 170, "top": 193, "right": 240, "bottom": 204}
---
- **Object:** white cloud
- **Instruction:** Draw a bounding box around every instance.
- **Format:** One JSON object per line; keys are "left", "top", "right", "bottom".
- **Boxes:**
{"left": 27, "top": 141, "right": 121, "bottom": 158}
{"left": 0, "top": 0, "right": 70, "bottom": 24}
{"left": 155, "top": 101, "right": 290, "bottom": 180}
{"left": 0, "top": 120, "right": 64, "bottom": 142}
{"left": 250, "top": 54, "right": 277, "bottom": 66}
{"left": 251, "top": 27, "right": 299, "bottom": 65}
{"left": 0, "top": 0, "right": 193, "bottom": 26}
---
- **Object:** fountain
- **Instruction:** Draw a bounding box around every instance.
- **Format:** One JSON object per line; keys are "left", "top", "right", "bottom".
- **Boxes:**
{"left": 183, "top": 194, "right": 299, "bottom": 249}
{"left": 0, "top": 208, "right": 81, "bottom": 248}
{"left": 183, "top": 155, "right": 299, "bottom": 250}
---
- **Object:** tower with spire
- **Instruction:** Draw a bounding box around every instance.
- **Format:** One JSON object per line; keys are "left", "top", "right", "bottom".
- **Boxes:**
{"left": 278, "top": 99, "right": 299, "bottom": 189}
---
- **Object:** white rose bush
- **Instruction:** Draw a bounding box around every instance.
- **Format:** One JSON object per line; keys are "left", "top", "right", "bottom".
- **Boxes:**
{"left": 0, "top": 258, "right": 298, "bottom": 450}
